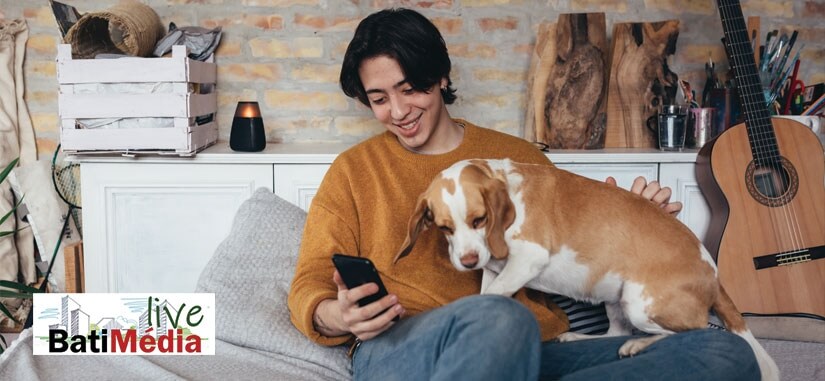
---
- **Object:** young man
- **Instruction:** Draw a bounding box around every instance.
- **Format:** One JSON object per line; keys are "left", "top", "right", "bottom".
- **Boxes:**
{"left": 287, "top": 8, "right": 759, "bottom": 380}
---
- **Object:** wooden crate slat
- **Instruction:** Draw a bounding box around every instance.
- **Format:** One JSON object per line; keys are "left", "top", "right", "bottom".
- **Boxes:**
{"left": 61, "top": 121, "right": 218, "bottom": 153}
{"left": 58, "top": 57, "right": 189, "bottom": 84}
{"left": 62, "top": 127, "right": 189, "bottom": 150}
{"left": 60, "top": 93, "right": 202, "bottom": 118}
{"left": 56, "top": 44, "right": 216, "bottom": 84}
{"left": 184, "top": 121, "right": 219, "bottom": 153}
{"left": 188, "top": 60, "right": 217, "bottom": 84}
{"left": 189, "top": 93, "right": 218, "bottom": 117}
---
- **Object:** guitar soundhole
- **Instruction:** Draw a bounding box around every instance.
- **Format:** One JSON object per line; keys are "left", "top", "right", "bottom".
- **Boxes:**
{"left": 745, "top": 157, "right": 799, "bottom": 207}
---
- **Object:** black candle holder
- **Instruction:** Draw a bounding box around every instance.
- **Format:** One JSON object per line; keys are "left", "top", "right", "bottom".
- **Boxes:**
{"left": 230, "top": 101, "right": 266, "bottom": 152}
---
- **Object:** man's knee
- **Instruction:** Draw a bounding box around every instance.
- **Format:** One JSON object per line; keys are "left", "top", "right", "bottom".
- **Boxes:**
{"left": 453, "top": 295, "right": 540, "bottom": 339}
{"left": 665, "top": 329, "right": 761, "bottom": 379}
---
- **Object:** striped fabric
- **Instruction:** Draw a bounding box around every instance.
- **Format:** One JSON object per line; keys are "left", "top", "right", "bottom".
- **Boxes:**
{"left": 550, "top": 294, "right": 609, "bottom": 334}
{"left": 550, "top": 294, "right": 727, "bottom": 334}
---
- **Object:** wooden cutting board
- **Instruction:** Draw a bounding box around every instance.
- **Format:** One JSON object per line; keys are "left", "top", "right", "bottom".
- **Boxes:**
{"left": 524, "top": 13, "right": 608, "bottom": 149}
{"left": 605, "top": 20, "right": 680, "bottom": 148}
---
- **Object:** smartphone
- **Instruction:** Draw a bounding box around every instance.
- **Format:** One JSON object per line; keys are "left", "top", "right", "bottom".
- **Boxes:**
{"left": 331, "top": 253, "right": 399, "bottom": 321}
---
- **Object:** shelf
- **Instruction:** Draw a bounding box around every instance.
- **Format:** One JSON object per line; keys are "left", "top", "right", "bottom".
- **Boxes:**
{"left": 70, "top": 141, "right": 699, "bottom": 165}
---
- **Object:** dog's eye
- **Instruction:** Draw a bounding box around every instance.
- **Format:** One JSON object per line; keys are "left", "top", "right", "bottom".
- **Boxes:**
{"left": 438, "top": 226, "right": 453, "bottom": 234}
{"left": 473, "top": 215, "right": 486, "bottom": 229}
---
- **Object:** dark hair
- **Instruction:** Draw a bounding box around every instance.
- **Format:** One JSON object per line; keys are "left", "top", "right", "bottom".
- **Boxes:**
{"left": 340, "top": 8, "right": 457, "bottom": 107}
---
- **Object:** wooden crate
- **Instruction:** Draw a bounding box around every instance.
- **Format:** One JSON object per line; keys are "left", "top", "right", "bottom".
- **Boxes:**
{"left": 57, "top": 44, "right": 218, "bottom": 156}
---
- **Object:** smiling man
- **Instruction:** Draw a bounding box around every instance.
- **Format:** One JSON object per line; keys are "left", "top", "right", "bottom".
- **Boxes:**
{"left": 286, "top": 8, "right": 757, "bottom": 381}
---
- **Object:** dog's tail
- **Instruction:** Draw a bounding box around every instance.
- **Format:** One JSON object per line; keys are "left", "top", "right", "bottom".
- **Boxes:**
{"left": 713, "top": 284, "right": 779, "bottom": 381}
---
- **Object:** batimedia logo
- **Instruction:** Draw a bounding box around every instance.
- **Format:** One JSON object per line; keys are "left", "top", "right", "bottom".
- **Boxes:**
{"left": 33, "top": 293, "right": 215, "bottom": 355}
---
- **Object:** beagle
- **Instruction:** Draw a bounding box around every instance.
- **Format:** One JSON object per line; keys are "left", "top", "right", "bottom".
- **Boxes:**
{"left": 394, "top": 159, "right": 778, "bottom": 381}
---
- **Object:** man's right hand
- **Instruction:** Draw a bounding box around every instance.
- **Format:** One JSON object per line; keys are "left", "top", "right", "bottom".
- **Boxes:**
{"left": 313, "top": 270, "right": 404, "bottom": 340}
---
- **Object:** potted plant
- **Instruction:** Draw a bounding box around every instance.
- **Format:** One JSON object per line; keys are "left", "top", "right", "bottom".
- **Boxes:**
{"left": 0, "top": 158, "right": 42, "bottom": 353}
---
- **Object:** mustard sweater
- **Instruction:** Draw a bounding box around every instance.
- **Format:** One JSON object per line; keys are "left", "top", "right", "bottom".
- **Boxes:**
{"left": 287, "top": 120, "right": 569, "bottom": 345}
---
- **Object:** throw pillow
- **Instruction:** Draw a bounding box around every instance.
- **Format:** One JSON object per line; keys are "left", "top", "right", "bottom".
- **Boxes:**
{"left": 196, "top": 188, "right": 350, "bottom": 378}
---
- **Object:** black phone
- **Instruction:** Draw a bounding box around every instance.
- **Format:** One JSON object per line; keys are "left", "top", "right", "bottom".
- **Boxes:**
{"left": 331, "top": 253, "right": 399, "bottom": 321}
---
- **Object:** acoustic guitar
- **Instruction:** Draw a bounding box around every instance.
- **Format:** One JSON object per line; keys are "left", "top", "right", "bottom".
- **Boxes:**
{"left": 696, "top": 0, "right": 825, "bottom": 317}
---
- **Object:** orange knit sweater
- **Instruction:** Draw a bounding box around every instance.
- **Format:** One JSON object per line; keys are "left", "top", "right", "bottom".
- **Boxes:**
{"left": 287, "top": 120, "right": 569, "bottom": 345}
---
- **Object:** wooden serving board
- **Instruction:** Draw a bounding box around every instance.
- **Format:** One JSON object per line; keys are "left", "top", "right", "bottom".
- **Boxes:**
{"left": 605, "top": 20, "right": 680, "bottom": 148}
{"left": 524, "top": 13, "right": 608, "bottom": 149}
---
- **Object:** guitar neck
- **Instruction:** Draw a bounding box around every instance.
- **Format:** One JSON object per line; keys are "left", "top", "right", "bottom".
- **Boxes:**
{"left": 716, "top": 0, "right": 779, "bottom": 164}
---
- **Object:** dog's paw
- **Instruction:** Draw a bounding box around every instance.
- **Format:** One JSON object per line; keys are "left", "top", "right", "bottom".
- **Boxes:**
{"left": 618, "top": 335, "right": 665, "bottom": 358}
{"left": 556, "top": 332, "right": 594, "bottom": 342}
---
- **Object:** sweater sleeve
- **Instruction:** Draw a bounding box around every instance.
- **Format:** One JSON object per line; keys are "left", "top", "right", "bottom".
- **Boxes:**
{"left": 287, "top": 161, "right": 360, "bottom": 346}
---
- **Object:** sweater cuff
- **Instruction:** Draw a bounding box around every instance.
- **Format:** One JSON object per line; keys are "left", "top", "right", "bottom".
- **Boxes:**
{"left": 292, "top": 290, "right": 353, "bottom": 347}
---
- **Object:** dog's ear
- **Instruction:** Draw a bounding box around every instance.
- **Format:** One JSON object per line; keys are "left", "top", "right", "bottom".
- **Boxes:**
{"left": 483, "top": 178, "right": 515, "bottom": 260}
{"left": 394, "top": 194, "right": 431, "bottom": 264}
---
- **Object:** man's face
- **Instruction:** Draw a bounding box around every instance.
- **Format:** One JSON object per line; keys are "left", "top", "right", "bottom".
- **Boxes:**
{"left": 358, "top": 55, "right": 452, "bottom": 154}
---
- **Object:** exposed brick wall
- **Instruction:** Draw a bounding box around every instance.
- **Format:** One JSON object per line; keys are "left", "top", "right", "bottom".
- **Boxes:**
{"left": 1, "top": 0, "right": 822, "bottom": 156}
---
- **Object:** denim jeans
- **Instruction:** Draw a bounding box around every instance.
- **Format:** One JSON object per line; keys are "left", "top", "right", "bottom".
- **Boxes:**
{"left": 351, "top": 295, "right": 760, "bottom": 381}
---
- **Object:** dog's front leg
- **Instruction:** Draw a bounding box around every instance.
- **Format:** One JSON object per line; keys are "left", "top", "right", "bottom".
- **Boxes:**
{"left": 481, "top": 267, "right": 497, "bottom": 294}
{"left": 481, "top": 251, "right": 548, "bottom": 297}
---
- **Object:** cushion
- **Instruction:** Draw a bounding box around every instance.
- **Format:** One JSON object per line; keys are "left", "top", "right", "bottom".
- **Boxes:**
{"left": 745, "top": 315, "right": 825, "bottom": 343}
{"left": 195, "top": 188, "right": 351, "bottom": 379}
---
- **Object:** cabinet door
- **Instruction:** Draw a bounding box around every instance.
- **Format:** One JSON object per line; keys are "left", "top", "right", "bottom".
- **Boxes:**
{"left": 81, "top": 163, "right": 273, "bottom": 293}
{"left": 273, "top": 164, "right": 330, "bottom": 211}
{"left": 659, "top": 163, "right": 710, "bottom": 241}
{"left": 555, "top": 163, "right": 658, "bottom": 190}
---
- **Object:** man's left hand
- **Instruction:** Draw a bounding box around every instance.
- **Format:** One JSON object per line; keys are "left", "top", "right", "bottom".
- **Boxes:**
{"left": 605, "top": 176, "right": 682, "bottom": 216}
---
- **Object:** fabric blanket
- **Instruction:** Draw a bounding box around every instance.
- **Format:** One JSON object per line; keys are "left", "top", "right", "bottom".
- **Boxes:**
{"left": 0, "top": 328, "right": 346, "bottom": 380}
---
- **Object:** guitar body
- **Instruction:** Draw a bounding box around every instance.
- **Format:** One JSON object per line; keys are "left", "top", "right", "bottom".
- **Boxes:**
{"left": 697, "top": 118, "right": 825, "bottom": 316}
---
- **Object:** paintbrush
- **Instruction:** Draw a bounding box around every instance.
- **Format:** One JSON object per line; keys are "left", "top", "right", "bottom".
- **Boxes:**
{"left": 760, "top": 30, "right": 778, "bottom": 72}
{"left": 767, "top": 48, "right": 803, "bottom": 105}
{"left": 773, "top": 30, "right": 798, "bottom": 87}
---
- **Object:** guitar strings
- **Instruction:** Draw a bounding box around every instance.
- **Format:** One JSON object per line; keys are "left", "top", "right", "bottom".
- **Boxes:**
{"left": 719, "top": 1, "right": 805, "bottom": 256}
{"left": 733, "top": 0, "right": 806, "bottom": 254}
{"left": 727, "top": 0, "right": 806, "bottom": 256}
{"left": 718, "top": 1, "right": 784, "bottom": 254}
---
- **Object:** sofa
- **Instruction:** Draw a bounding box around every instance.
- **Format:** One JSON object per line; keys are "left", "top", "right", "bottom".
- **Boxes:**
{"left": 1, "top": 189, "right": 823, "bottom": 380}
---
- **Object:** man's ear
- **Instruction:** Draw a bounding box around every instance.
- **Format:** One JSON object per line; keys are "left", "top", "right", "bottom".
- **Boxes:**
{"left": 484, "top": 178, "right": 515, "bottom": 260}
{"left": 394, "top": 195, "right": 431, "bottom": 263}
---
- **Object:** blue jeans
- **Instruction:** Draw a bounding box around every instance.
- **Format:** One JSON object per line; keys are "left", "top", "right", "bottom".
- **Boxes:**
{"left": 351, "top": 295, "right": 760, "bottom": 381}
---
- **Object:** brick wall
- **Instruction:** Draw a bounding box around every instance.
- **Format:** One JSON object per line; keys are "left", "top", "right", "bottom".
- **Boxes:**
{"left": 1, "top": 0, "right": 823, "bottom": 156}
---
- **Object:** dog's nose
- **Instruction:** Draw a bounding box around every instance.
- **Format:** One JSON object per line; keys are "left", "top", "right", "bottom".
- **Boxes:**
{"left": 460, "top": 253, "right": 479, "bottom": 268}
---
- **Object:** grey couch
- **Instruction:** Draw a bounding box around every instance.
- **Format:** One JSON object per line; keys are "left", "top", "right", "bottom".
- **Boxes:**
{"left": 1, "top": 189, "right": 822, "bottom": 380}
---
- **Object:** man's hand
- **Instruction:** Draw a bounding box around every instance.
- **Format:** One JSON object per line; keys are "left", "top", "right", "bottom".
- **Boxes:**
{"left": 605, "top": 176, "right": 682, "bottom": 216}
{"left": 313, "top": 270, "right": 404, "bottom": 340}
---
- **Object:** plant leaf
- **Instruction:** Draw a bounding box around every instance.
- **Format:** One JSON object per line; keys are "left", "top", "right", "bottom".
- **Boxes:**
{"left": 0, "top": 157, "right": 19, "bottom": 185}
{"left": 0, "top": 291, "right": 33, "bottom": 299}
{"left": 0, "top": 280, "right": 41, "bottom": 293}
{"left": 0, "top": 195, "right": 24, "bottom": 227}
{"left": 0, "top": 230, "right": 19, "bottom": 239}
{"left": 0, "top": 301, "right": 21, "bottom": 324}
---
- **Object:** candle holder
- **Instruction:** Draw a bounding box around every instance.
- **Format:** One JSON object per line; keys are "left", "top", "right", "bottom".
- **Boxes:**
{"left": 229, "top": 101, "right": 266, "bottom": 152}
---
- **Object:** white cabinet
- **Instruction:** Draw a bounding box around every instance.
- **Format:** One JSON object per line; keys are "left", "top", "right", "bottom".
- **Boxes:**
{"left": 81, "top": 162, "right": 273, "bottom": 292}
{"left": 556, "top": 163, "right": 658, "bottom": 190}
{"left": 273, "top": 164, "right": 330, "bottom": 211}
{"left": 659, "top": 163, "right": 711, "bottom": 241}
{"left": 76, "top": 144, "right": 705, "bottom": 293}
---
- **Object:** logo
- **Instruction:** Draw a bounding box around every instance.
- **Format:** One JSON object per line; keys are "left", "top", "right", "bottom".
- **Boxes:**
{"left": 33, "top": 293, "right": 215, "bottom": 355}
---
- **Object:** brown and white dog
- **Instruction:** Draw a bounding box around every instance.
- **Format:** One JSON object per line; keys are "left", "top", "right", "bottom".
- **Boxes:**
{"left": 394, "top": 159, "right": 778, "bottom": 380}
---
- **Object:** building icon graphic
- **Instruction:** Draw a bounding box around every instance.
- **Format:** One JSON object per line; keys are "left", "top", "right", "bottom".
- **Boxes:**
{"left": 60, "top": 295, "right": 89, "bottom": 336}
{"left": 97, "top": 317, "right": 124, "bottom": 331}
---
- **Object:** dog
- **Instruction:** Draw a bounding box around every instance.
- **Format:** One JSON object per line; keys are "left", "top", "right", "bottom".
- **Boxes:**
{"left": 394, "top": 158, "right": 778, "bottom": 380}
